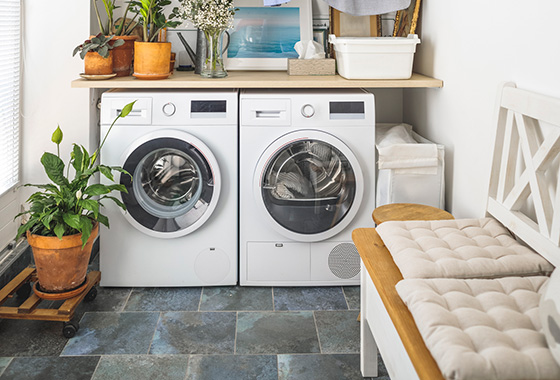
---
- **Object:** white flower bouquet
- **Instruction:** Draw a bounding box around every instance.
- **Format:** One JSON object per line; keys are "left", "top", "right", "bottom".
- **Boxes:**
{"left": 179, "top": 0, "right": 236, "bottom": 31}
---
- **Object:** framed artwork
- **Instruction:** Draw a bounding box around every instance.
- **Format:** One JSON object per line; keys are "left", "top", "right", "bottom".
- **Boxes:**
{"left": 393, "top": 0, "right": 422, "bottom": 37}
{"left": 225, "top": 0, "right": 313, "bottom": 70}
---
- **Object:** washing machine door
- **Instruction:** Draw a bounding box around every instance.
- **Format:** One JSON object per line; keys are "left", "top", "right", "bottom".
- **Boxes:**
{"left": 254, "top": 130, "right": 364, "bottom": 242}
{"left": 119, "top": 129, "right": 221, "bottom": 238}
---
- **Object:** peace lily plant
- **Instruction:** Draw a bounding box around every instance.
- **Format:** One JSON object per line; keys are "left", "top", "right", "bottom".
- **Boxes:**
{"left": 16, "top": 101, "right": 137, "bottom": 248}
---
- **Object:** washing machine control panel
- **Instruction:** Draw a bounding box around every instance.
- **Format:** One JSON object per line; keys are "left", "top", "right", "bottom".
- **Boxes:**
{"left": 301, "top": 104, "right": 315, "bottom": 118}
{"left": 162, "top": 102, "right": 176, "bottom": 116}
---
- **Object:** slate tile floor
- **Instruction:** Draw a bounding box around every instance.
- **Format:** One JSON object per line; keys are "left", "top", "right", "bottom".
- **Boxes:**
{"left": 0, "top": 284, "right": 390, "bottom": 380}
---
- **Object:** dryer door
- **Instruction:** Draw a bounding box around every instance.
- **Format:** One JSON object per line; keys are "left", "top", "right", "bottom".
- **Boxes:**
{"left": 119, "top": 129, "right": 221, "bottom": 238}
{"left": 254, "top": 130, "right": 364, "bottom": 242}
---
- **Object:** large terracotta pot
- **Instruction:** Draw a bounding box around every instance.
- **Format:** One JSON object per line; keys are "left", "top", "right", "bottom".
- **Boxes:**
{"left": 27, "top": 223, "right": 98, "bottom": 297}
{"left": 84, "top": 51, "right": 113, "bottom": 75}
{"left": 133, "top": 41, "right": 171, "bottom": 80}
{"left": 111, "top": 35, "right": 137, "bottom": 77}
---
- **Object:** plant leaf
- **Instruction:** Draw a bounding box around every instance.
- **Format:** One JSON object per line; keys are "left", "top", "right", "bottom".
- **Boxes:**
{"left": 41, "top": 152, "right": 68, "bottom": 186}
{"left": 100, "top": 195, "right": 126, "bottom": 211}
{"left": 72, "top": 144, "right": 84, "bottom": 175}
{"left": 62, "top": 213, "right": 81, "bottom": 230}
{"left": 84, "top": 184, "right": 111, "bottom": 196}
{"left": 98, "top": 165, "right": 114, "bottom": 181}
{"left": 97, "top": 213, "right": 110, "bottom": 228}
{"left": 80, "top": 217, "right": 93, "bottom": 248}
{"left": 53, "top": 222, "right": 65, "bottom": 239}
{"left": 80, "top": 199, "right": 99, "bottom": 218}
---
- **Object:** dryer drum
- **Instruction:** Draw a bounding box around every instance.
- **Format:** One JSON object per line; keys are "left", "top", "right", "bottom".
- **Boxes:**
{"left": 261, "top": 139, "right": 356, "bottom": 235}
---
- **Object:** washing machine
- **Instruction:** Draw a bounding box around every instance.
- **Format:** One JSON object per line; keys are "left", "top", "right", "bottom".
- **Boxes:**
{"left": 99, "top": 89, "right": 237, "bottom": 287}
{"left": 240, "top": 89, "right": 375, "bottom": 286}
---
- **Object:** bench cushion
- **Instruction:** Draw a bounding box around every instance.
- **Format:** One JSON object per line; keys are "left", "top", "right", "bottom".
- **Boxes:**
{"left": 376, "top": 218, "right": 554, "bottom": 279}
{"left": 396, "top": 276, "right": 560, "bottom": 380}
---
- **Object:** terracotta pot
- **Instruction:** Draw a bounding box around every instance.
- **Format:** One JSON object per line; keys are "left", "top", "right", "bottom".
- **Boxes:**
{"left": 27, "top": 223, "right": 99, "bottom": 296}
{"left": 84, "top": 51, "right": 113, "bottom": 75}
{"left": 133, "top": 41, "right": 172, "bottom": 80}
{"left": 111, "top": 35, "right": 137, "bottom": 77}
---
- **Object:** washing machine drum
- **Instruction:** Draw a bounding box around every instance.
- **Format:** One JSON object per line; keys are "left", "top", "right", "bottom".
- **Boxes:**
{"left": 120, "top": 135, "right": 221, "bottom": 237}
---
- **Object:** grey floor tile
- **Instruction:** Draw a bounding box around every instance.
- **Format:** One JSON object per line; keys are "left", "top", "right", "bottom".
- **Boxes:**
{"left": 273, "top": 287, "right": 348, "bottom": 311}
{"left": 236, "top": 311, "right": 320, "bottom": 354}
{"left": 200, "top": 286, "right": 273, "bottom": 311}
{"left": 278, "top": 354, "right": 362, "bottom": 380}
{"left": 61, "top": 311, "right": 160, "bottom": 355}
{"left": 124, "top": 287, "right": 202, "bottom": 311}
{"left": 186, "top": 355, "right": 278, "bottom": 380}
{"left": 93, "top": 355, "right": 189, "bottom": 380}
{"left": 343, "top": 286, "right": 360, "bottom": 310}
{"left": 0, "top": 358, "right": 11, "bottom": 376}
{"left": 0, "top": 356, "right": 99, "bottom": 380}
{"left": 315, "top": 310, "right": 360, "bottom": 354}
{"left": 0, "top": 319, "right": 71, "bottom": 357}
{"left": 150, "top": 312, "right": 236, "bottom": 354}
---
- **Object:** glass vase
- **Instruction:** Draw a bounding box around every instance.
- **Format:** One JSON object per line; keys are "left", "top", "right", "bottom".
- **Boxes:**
{"left": 201, "top": 28, "right": 228, "bottom": 78}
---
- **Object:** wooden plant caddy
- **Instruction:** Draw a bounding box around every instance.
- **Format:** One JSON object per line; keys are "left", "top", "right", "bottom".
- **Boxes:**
{"left": 0, "top": 267, "right": 100, "bottom": 338}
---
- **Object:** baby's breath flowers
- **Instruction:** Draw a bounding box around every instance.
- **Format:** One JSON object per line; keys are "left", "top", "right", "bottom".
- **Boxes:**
{"left": 179, "top": 0, "right": 236, "bottom": 31}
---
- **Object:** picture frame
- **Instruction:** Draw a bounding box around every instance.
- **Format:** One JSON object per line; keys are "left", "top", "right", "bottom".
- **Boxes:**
{"left": 224, "top": 0, "right": 313, "bottom": 70}
{"left": 393, "top": 0, "right": 422, "bottom": 37}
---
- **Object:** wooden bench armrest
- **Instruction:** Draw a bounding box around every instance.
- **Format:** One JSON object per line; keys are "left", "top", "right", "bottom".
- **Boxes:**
{"left": 353, "top": 227, "right": 444, "bottom": 380}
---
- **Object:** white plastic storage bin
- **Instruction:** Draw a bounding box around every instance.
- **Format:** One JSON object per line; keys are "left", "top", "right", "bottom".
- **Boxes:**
{"left": 376, "top": 123, "right": 445, "bottom": 209}
{"left": 328, "top": 34, "right": 420, "bottom": 80}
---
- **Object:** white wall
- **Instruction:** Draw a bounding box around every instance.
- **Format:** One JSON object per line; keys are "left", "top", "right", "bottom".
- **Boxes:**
{"left": 21, "top": 2, "right": 91, "bottom": 194}
{"left": 404, "top": 0, "right": 560, "bottom": 218}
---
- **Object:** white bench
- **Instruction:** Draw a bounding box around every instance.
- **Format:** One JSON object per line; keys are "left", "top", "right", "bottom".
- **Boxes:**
{"left": 353, "top": 83, "right": 560, "bottom": 380}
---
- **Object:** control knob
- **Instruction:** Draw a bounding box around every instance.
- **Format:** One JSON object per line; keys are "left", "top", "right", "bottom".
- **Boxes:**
{"left": 301, "top": 104, "right": 315, "bottom": 118}
{"left": 162, "top": 102, "right": 176, "bottom": 116}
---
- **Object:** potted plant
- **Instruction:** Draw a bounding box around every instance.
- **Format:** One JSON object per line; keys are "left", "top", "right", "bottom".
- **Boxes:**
{"left": 129, "top": 0, "right": 181, "bottom": 79}
{"left": 92, "top": 0, "right": 140, "bottom": 76}
{"left": 73, "top": 33, "right": 124, "bottom": 76}
{"left": 15, "top": 101, "right": 136, "bottom": 299}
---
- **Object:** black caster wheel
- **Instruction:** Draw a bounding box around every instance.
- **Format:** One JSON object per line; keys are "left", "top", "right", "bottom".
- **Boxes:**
{"left": 16, "top": 283, "right": 31, "bottom": 299}
{"left": 62, "top": 320, "right": 79, "bottom": 338}
{"left": 84, "top": 286, "right": 97, "bottom": 302}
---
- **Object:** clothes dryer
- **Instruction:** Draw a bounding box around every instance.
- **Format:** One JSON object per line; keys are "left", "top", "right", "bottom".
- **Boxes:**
{"left": 240, "top": 89, "right": 375, "bottom": 286}
{"left": 99, "top": 89, "right": 237, "bottom": 286}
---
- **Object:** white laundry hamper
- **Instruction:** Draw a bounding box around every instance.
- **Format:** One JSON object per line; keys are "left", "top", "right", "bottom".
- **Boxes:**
{"left": 376, "top": 123, "right": 445, "bottom": 209}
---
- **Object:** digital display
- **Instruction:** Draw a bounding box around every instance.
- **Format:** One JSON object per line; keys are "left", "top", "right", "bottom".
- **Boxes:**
{"left": 329, "top": 101, "right": 365, "bottom": 114}
{"left": 191, "top": 100, "right": 227, "bottom": 113}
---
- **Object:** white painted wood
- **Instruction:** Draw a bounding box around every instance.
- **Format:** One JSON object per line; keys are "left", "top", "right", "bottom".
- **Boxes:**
{"left": 487, "top": 83, "right": 560, "bottom": 263}
{"left": 361, "top": 264, "right": 421, "bottom": 380}
{"left": 360, "top": 262, "right": 378, "bottom": 377}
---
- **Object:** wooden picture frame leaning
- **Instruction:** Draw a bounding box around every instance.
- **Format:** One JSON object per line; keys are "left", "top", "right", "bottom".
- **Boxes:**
{"left": 330, "top": 8, "right": 380, "bottom": 37}
{"left": 393, "top": 0, "right": 421, "bottom": 37}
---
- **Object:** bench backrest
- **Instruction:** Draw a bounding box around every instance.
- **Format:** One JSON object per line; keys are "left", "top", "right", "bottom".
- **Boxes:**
{"left": 487, "top": 83, "right": 560, "bottom": 267}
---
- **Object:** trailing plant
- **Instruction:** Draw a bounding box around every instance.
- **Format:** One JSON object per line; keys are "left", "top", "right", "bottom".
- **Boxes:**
{"left": 16, "top": 101, "right": 137, "bottom": 247}
{"left": 72, "top": 33, "right": 124, "bottom": 59}
{"left": 92, "top": 0, "right": 139, "bottom": 36}
{"left": 129, "top": 0, "right": 182, "bottom": 42}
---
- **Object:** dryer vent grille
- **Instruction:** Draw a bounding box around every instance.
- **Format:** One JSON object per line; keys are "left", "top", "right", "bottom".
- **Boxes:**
{"left": 328, "top": 243, "right": 360, "bottom": 279}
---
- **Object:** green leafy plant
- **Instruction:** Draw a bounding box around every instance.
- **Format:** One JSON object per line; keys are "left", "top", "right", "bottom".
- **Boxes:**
{"left": 92, "top": 0, "right": 139, "bottom": 36}
{"left": 16, "top": 101, "right": 137, "bottom": 247}
{"left": 72, "top": 33, "right": 124, "bottom": 60}
{"left": 129, "top": 0, "right": 182, "bottom": 42}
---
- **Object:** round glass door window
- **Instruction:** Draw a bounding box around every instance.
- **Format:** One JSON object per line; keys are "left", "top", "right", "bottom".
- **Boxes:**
{"left": 121, "top": 137, "right": 216, "bottom": 234}
{"left": 260, "top": 139, "right": 356, "bottom": 235}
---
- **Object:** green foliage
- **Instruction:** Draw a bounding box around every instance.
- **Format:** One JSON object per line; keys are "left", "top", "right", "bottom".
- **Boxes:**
{"left": 16, "top": 101, "right": 137, "bottom": 248}
{"left": 129, "top": 0, "right": 182, "bottom": 42}
{"left": 72, "top": 33, "right": 125, "bottom": 60}
{"left": 92, "top": 0, "right": 139, "bottom": 36}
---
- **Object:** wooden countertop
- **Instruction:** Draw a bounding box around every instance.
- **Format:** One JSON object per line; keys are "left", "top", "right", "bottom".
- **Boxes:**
{"left": 71, "top": 71, "right": 443, "bottom": 89}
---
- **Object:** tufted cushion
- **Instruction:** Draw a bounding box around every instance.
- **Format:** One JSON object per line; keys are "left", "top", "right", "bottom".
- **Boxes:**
{"left": 540, "top": 269, "right": 560, "bottom": 367}
{"left": 396, "top": 276, "right": 560, "bottom": 380}
{"left": 376, "top": 218, "right": 554, "bottom": 279}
